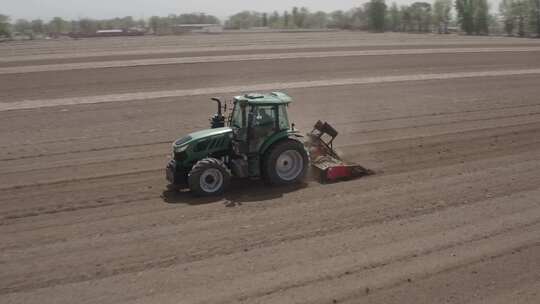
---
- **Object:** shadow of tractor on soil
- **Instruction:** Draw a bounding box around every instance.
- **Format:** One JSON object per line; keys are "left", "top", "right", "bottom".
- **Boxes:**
{"left": 161, "top": 179, "right": 308, "bottom": 207}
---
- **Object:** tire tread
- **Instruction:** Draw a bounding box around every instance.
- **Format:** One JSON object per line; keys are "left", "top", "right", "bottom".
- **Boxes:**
{"left": 188, "top": 158, "right": 231, "bottom": 196}
{"left": 263, "top": 139, "right": 308, "bottom": 185}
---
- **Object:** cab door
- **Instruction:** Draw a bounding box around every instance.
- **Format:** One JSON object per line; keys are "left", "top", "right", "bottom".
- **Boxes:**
{"left": 248, "top": 105, "right": 278, "bottom": 153}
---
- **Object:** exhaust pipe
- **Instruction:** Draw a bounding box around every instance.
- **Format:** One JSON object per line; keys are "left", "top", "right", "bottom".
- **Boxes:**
{"left": 210, "top": 97, "right": 225, "bottom": 128}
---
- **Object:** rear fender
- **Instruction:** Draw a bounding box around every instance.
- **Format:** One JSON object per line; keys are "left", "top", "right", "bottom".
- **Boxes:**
{"left": 259, "top": 130, "right": 304, "bottom": 156}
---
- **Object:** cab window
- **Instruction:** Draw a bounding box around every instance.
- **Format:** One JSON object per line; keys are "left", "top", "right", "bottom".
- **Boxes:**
{"left": 230, "top": 103, "right": 244, "bottom": 128}
{"left": 252, "top": 105, "right": 276, "bottom": 129}
{"left": 278, "top": 105, "right": 290, "bottom": 130}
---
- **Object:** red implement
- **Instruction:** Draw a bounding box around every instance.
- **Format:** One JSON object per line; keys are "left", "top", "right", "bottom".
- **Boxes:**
{"left": 327, "top": 166, "right": 353, "bottom": 180}
{"left": 306, "top": 121, "right": 373, "bottom": 183}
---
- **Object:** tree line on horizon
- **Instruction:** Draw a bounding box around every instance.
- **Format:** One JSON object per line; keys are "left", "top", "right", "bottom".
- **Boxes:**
{"left": 225, "top": 2, "right": 451, "bottom": 33}
{"left": 1, "top": 0, "right": 539, "bottom": 39}
{"left": 0, "top": 13, "right": 219, "bottom": 38}
{"left": 225, "top": 0, "right": 539, "bottom": 36}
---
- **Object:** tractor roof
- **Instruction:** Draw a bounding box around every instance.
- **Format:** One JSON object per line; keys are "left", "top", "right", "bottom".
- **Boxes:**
{"left": 234, "top": 92, "right": 292, "bottom": 105}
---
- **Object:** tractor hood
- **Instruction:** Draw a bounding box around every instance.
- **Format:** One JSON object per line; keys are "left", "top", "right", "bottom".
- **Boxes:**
{"left": 173, "top": 127, "right": 232, "bottom": 150}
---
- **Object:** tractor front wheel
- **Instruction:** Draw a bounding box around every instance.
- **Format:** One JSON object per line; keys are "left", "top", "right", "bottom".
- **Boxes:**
{"left": 264, "top": 139, "right": 309, "bottom": 185}
{"left": 188, "top": 158, "right": 231, "bottom": 196}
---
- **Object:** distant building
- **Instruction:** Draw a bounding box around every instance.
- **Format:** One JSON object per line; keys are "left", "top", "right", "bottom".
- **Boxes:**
{"left": 96, "top": 29, "right": 124, "bottom": 35}
{"left": 446, "top": 27, "right": 459, "bottom": 33}
{"left": 69, "top": 28, "right": 144, "bottom": 38}
{"left": 95, "top": 29, "right": 144, "bottom": 37}
{"left": 172, "top": 24, "right": 223, "bottom": 34}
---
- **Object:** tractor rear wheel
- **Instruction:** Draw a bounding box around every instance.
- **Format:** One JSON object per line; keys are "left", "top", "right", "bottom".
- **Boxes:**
{"left": 188, "top": 158, "right": 231, "bottom": 196}
{"left": 264, "top": 139, "right": 309, "bottom": 185}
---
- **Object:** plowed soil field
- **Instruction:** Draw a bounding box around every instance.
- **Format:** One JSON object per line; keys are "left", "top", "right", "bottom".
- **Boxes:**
{"left": 1, "top": 32, "right": 539, "bottom": 304}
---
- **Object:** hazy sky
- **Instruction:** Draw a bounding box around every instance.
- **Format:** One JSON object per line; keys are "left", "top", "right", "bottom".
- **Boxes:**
{"left": 3, "top": 0, "right": 426, "bottom": 21}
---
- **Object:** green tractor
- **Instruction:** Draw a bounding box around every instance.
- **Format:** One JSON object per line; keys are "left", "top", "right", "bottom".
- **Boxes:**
{"left": 166, "top": 92, "right": 309, "bottom": 196}
{"left": 166, "top": 92, "right": 372, "bottom": 196}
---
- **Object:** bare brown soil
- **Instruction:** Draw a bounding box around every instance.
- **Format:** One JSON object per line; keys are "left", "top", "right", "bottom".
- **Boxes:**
{"left": 0, "top": 32, "right": 539, "bottom": 304}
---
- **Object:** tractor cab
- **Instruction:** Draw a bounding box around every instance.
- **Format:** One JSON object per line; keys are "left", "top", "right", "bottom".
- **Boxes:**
{"left": 229, "top": 92, "right": 292, "bottom": 155}
{"left": 226, "top": 92, "right": 298, "bottom": 178}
